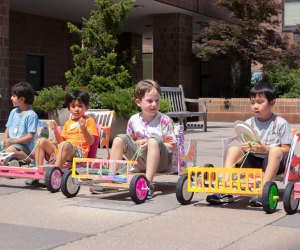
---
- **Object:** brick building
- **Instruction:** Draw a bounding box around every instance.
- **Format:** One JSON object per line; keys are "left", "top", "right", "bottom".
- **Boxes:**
{"left": 0, "top": 0, "right": 231, "bottom": 126}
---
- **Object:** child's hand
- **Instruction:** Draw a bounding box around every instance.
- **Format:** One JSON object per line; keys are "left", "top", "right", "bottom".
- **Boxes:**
{"left": 3, "top": 138, "right": 11, "bottom": 148}
{"left": 250, "top": 143, "right": 267, "bottom": 154}
{"left": 78, "top": 117, "right": 86, "bottom": 128}
{"left": 49, "top": 121, "right": 58, "bottom": 131}
{"left": 137, "top": 139, "right": 148, "bottom": 150}
{"left": 242, "top": 141, "right": 265, "bottom": 153}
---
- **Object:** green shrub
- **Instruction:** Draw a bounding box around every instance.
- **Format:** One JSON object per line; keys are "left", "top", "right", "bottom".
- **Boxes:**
{"left": 98, "top": 88, "right": 138, "bottom": 119}
{"left": 263, "top": 65, "right": 300, "bottom": 97}
{"left": 88, "top": 92, "right": 103, "bottom": 109}
{"left": 160, "top": 98, "right": 171, "bottom": 114}
{"left": 95, "top": 88, "right": 171, "bottom": 119}
{"left": 32, "top": 85, "right": 67, "bottom": 114}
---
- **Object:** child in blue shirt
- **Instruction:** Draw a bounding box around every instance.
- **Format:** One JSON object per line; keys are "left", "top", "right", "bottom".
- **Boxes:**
{"left": 3, "top": 82, "right": 38, "bottom": 164}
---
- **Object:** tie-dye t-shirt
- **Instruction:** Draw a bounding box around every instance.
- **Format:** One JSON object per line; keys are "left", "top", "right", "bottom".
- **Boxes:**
{"left": 127, "top": 112, "right": 176, "bottom": 144}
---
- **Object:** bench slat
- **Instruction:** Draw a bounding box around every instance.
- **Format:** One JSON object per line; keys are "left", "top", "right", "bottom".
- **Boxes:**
{"left": 161, "top": 85, "right": 210, "bottom": 131}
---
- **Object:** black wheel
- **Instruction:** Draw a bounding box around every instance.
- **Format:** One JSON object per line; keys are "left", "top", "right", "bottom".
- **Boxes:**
{"left": 176, "top": 174, "right": 194, "bottom": 205}
{"left": 61, "top": 169, "right": 80, "bottom": 198}
{"left": 203, "top": 163, "right": 214, "bottom": 168}
{"left": 45, "top": 167, "right": 63, "bottom": 193}
{"left": 283, "top": 182, "right": 299, "bottom": 215}
{"left": 129, "top": 175, "right": 148, "bottom": 204}
{"left": 262, "top": 181, "right": 279, "bottom": 214}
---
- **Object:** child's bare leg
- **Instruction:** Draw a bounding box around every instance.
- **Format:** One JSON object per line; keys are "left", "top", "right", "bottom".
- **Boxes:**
{"left": 223, "top": 146, "right": 245, "bottom": 181}
{"left": 35, "top": 138, "right": 54, "bottom": 165}
{"left": 55, "top": 141, "right": 75, "bottom": 168}
{"left": 263, "top": 147, "right": 282, "bottom": 185}
{"left": 145, "top": 138, "right": 160, "bottom": 182}
{"left": 110, "top": 137, "right": 126, "bottom": 172}
{"left": 224, "top": 146, "right": 245, "bottom": 168}
{"left": 5, "top": 146, "right": 31, "bottom": 163}
{"left": 110, "top": 137, "right": 126, "bottom": 161}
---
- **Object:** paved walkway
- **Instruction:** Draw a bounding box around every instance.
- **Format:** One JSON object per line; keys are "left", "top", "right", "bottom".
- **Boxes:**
{"left": 1, "top": 122, "right": 300, "bottom": 249}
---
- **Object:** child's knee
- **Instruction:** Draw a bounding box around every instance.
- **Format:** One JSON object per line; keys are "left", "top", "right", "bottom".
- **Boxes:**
{"left": 112, "top": 136, "right": 125, "bottom": 147}
{"left": 5, "top": 146, "right": 17, "bottom": 153}
{"left": 36, "top": 138, "right": 47, "bottom": 148}
{"left": 59, "top": 141, "right": 73, "bottom": 152}
{"left": 228, "top": 145, "right": 243, "bottom": 154}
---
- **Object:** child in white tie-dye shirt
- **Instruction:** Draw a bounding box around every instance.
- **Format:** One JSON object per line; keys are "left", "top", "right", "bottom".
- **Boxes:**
{"left": 110, "top": 79, "right": 176, "bottom": 198}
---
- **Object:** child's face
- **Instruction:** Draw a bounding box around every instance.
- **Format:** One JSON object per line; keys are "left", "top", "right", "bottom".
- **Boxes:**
{"left": 250, "top": 93, "right": 275, "bottom": 121}
{"left": 11, "top": 94, "right": 25, "bottom": 107}
{"left": 68, "top": 100, "right": 87, "bottom": 119}
{"left": 136, "top": 87, "right": 160, "bottom": 117}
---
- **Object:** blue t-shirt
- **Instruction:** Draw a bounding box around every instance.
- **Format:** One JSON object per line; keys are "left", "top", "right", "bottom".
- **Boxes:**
{"left": 5, "top": 107, "right": 38, "bottom": 151}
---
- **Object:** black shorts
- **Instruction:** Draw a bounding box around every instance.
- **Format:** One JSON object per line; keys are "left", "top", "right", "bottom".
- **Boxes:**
{"left": 11, "top": 143, "right": 31, "bottom": 156}
{"left": 239, "top": 153, "right": 286, "bottom": 175}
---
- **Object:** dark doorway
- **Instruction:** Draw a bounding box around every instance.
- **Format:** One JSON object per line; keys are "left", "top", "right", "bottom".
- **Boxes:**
{"left": 26, "top": 55, "right": 44, "bottom": 91}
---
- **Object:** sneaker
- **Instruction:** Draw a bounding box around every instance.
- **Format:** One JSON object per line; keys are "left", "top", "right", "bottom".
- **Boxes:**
{"left": 28, "top": 162, "right": 37, "bottom": 168}
{"left": 25, "top": 179, "right": 40, "bottom": 186}
{"left": 249, "top": 196, "right": 262, "bottom": 207}
{"left": 206, "top": 194, "right": 234, "bottom": 204}
{"left": 147, "top": 181, "right": 155, "bottom": 199}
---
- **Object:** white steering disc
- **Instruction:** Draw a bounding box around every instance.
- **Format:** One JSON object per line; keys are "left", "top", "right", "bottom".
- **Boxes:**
{"left": 234, "top": 120, "right": 261, "bottom": 144}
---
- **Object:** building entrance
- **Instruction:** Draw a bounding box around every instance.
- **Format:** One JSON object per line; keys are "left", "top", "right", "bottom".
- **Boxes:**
{"left": 26, "top": 54, "right": 44, "bottom": 91}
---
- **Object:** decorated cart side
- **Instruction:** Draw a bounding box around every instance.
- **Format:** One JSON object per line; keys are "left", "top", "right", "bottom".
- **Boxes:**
{"left": 60, "top": 125, "right": 199, "bottom": 204}
{"left": 176, "top": 122, "right": 300, "bottom": 214}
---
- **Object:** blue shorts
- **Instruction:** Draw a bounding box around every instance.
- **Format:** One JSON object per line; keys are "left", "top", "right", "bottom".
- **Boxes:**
{"left": 238, "top": 154, "right": 286, "bottom": 175}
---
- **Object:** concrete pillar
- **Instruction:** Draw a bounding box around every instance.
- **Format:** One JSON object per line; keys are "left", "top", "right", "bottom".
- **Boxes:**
{"left": 0, "top": 0, "right": 9, "bottom": 127}
{"left": 153, "top": 13, "right": 194, "bottom": 96}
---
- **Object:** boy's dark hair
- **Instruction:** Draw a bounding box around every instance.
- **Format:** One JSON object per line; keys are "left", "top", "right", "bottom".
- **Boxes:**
{"left": 11, "top": 81, "right": 35, "bottom": 105}
{"left": 65, "top": 90, "right": 90, "bottom": 108}
{"left": 250, "top": 82, "right": 277, "bottom": 103}
{"left": 134, "top": 79, "right": 161, "bottom": 100}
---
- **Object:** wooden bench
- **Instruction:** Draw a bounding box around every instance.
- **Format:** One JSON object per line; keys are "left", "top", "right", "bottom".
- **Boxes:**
{"left": 161, "top": 85, "right": 210, "bottom": 132}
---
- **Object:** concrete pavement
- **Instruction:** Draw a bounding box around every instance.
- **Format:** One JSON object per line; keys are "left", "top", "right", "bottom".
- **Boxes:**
{"left": 1, "top": 122, "right": 300, "bottom": 250}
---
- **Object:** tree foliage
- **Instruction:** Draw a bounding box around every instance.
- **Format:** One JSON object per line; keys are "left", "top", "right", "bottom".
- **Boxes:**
{"left": 65, "top": 0, "right": 136, "bottom": 93}
{"left": 194, "top": 0, "right": 285, "bottom": 64}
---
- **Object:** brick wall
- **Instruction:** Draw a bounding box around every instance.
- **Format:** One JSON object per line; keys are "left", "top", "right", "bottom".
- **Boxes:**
{"left": 153, "top": 13, "right": 194, "bottom": 96}
{"left": 204, "top": 98, "right": 300, "bottom": 123}
{"left": 9, "top": 11, "right": 77, "bottom": 89}
{"left": 0, "top": 0, "right": 9, "bottom": 127}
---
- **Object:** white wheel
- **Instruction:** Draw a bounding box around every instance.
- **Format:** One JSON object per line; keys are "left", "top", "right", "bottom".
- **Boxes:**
{"left": 61, "top": 169, "right": 80, "bottom": 198}
{"left": 176, "top": 175, "right": 194, "bottom": 205}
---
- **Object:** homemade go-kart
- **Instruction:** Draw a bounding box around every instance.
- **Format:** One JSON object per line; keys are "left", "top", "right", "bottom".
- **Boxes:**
{"left": 0, "top": 120, "right": 64, "bottom": 192}
{"left": 60, "top": 125, "right": 199, "bottom": 204}
{"left": 0, "top": 111, "right": 106, "bottom": 193}
{"left": 176, "top": 121, "right": 300, "bottom": 214}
